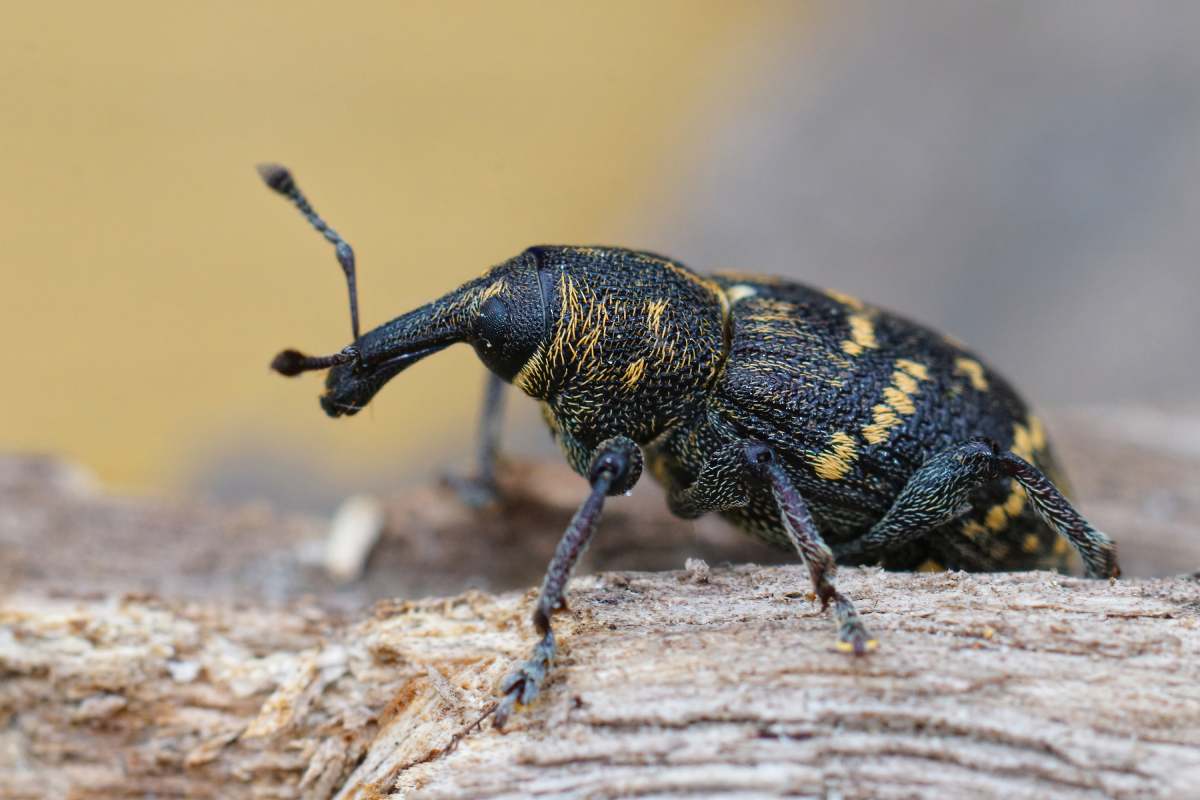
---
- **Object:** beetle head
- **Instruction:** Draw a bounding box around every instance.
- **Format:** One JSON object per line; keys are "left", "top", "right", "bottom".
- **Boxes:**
{"left": 259, "top": 167, "right": 726, "bottom": 438}
{"left": 312, "top": 252, "right": 546, "bottom": 416}
{"left": 260, "top": 164, "right": 552, "bottom": 416}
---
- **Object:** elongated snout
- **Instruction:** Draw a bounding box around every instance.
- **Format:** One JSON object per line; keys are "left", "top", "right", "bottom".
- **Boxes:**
{"left": 317, "top": 283, "right": 478, "bottom": 417}
{"left": 272, "top": 248, "right": 546, "bottom": 417}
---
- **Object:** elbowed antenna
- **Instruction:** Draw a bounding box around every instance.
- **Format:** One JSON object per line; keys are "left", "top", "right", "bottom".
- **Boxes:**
{"left": 256, "top": 163, "right": 361, "bottom": 341}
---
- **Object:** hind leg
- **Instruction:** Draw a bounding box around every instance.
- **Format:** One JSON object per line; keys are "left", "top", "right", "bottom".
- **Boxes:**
{"left": 836, "top": 439, "right": 1119, "bottom": 578}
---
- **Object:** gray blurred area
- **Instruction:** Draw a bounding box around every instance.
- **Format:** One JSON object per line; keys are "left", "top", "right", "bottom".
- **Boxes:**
{"left": 650, "top": 1, "right": 1200, "bottom": 405}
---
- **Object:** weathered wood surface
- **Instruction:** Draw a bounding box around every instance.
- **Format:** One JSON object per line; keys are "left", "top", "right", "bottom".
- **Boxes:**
{"left": 1, "top": 407, "right": 1199, "bottom": 798}
{"left": 2, "top": 569, "right": 1199, "bottom": 799}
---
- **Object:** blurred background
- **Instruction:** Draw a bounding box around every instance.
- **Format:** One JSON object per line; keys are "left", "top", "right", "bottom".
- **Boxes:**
{"left": 3, "top": 1, "right": 1199, "bottom": 515}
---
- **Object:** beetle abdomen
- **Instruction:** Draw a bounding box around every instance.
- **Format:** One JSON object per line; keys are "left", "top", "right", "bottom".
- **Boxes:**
{"left": 651, "top": 273, "right": 1074, "bottom": 573}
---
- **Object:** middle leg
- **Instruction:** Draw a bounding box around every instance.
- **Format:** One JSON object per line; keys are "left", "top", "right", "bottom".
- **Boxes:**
{"left": 741, "top": 442, "right": 877, "bottom": 655}
{"left": 664, "top": 440, "right": 876, "bottom": 654}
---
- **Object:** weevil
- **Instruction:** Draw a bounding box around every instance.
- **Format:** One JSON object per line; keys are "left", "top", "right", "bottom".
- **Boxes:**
{"left": 257, "top": 165, "right": 1119, "bottom": 728}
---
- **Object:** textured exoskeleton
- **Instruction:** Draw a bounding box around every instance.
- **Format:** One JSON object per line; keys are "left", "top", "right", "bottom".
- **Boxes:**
{"left": 259, "top": 166, "right": 1119, "bottom": 728}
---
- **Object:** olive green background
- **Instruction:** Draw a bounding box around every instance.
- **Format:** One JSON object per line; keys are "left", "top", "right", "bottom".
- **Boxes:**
{"left": 4, "top": 2, "right": 1198, "bottom": 504}
{"left": 1, "top": 2, "right": 792, "bottom": 493}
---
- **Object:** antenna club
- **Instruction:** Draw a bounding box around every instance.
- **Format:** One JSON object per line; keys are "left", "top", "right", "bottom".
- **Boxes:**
{"left": 256, "top": 163, "right": 295, "bottom": 194}
{"left": 271, "top": 349, "right": 310, "bottom": 377}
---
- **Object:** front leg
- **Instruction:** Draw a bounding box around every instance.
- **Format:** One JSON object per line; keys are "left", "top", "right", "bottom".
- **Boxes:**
{"left": 494, "top": 435, "right": 643, "bottom": 729}
{"left": 445, "top": 372, "right": 506, "bottom": 507}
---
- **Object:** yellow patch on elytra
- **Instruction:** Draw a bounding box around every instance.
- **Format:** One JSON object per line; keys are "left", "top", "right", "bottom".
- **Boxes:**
{"left": 622, "top": 357, "right": 646, "bottom": 389}
{"left": 860, "top": 360, "right": 927, "bottom": 444}
{"left": 841, "top": 313, "right": 878, "bottom": 356}
{"left": 954, "top": 357, "right": 989, "bottom": 391}
{"left": 1022, "top": 533, "right": 1042, "bottom": 554}
{"left": 882, "top": 387, "right": 916, "bottom": 414}
{"left": 985, "top": 505, "right": 1008, "bottom": 532}
{"left": 743, "top": 299, "right": 799, "bottom": 325}
{"left": 961, "top": 520, "right": 988, "bottom": 541}
{"left": 823, "top": 288, "right": 864, "bottom": 311}
{"left": 1029, "top": 415, "right": 1047, "bottom": 452}
{"left": 862, "top": 404, "right": 900, "bottom": 445}
{"left": 981, "top": 482, "right": 1026, "bottom": 536}
{"left": 895, "top": 359, "right": 930, "bottom": 381}
{"left": 1011, "top": 422, "right": 1034, "bottom": 462}
{"left": 892, "top": 371, "right": 919, "bottom": 396}
{"left": 1003, "top": 485, "right": 1026, "bottom": 517}
{"left": 809, "top": 431, "right": 858, "bottom": 481}
{"left": 1053, "top": 537, "right": 1069, "bottom": 556}
{"left": 917, "top": 559, "right": 945, "bottom": 573}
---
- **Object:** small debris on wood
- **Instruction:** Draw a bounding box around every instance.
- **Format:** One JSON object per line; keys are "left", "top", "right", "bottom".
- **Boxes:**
{"left": 324, "top": 494, "right": 386, "bottom": 583}
{"left": 684, "top": 557, "right": 711, "bottom": 583}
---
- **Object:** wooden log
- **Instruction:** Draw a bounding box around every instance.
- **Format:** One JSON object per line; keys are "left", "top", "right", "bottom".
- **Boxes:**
{"left": 1, "top": 406, "right": 1199, "bottom": 798}
{"left": 1, "top": 569, "right": 1199, "bottom": 798}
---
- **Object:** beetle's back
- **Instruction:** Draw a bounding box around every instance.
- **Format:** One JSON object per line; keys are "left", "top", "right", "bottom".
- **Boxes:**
{"left": 650, "top": 273, "right": 1076, "bottom": 573}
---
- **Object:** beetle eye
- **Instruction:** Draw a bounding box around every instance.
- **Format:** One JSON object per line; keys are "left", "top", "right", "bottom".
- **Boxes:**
{"left": 478, "top": 295, "right": 509, "bottom": 351}
{"left": 469, "top": 276, "right": 541, "bottom": 383}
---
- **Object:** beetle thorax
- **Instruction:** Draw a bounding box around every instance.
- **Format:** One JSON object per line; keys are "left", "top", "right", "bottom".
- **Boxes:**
{"left": 513, "top": 248, "right": 728, "bottom": 448}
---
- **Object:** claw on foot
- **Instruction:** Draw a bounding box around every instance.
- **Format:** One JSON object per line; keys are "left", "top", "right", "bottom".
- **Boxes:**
{"left": 493, "top": 688, "right": 519, "bottom": 730}
{"left": 493, "top": 633, "right": 555, "bottom": 730}
{"left": 835, "top": 633, "right": 879, "bottom": 656}
{"left": 493, "top": 667, "right": 542, "bottom": 730}
{"left": 832, "top": 593, "right": 876, "bottom": 656}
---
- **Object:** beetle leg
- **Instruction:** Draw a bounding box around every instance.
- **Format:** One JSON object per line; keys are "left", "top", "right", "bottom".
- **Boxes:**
{"left": 840, "top": 441, "right": 1118, "bottom": 578}
{"left": 741, "top": 442, "right": 877, "bottom": 656}
{"left": 665, "top": 443, "right": 750, "bottom": 519}
{"left": 996, "top": 449, "right": 1119, "bottom": 578}
{"left": 837, "top": 439, "right": 1118, "bottom": 579}
{"left": 494, "top": 436, "right": 642, "bottom": 729}
{"left": 445, "top": 372, "right": 507, "bottom": 507}
{"left": 471, "top": 371, "right": 506, "bottom": 491}
{"left": 837, "top": 439, "right": 1004, "bottom": 564}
